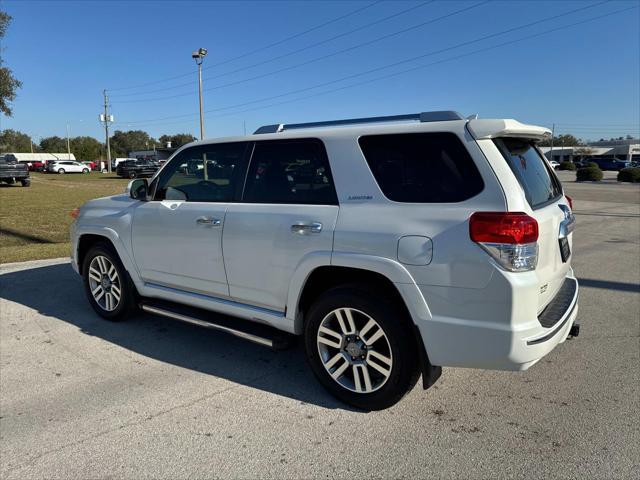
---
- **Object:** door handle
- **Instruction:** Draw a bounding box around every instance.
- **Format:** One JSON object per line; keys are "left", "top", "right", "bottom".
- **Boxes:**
{"left": 196, "top": 216, "right": 221, "bottom": 226}
{"left": 291, "top": 222, "right": 322, "bottom": 235}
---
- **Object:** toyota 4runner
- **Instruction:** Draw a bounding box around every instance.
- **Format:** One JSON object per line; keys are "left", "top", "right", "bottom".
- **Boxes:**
{"left": 70, "top": 111, "right": 579, "bottom": 410}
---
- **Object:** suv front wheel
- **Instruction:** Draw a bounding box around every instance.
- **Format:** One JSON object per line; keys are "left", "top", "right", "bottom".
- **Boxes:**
{"left": 82, "top": 242, "right": 136, "bottom": 321}
{"left": 304, "top": 286, "right": 420, "bottom": 410}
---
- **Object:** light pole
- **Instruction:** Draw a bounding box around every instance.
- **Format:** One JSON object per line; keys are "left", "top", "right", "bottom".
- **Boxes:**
{"left": 65, "top": 120, "right": 83, "bottom": 161}
{"left": 192, "top": 47, "right": 207, "bottom": 140}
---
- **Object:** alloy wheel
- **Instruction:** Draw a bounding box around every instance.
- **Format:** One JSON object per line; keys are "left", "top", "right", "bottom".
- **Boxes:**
{"left": 316, "top": 307, "right": 393, "bottom": 394}
{"left": 88, "top": 255, "right": 122, "bottom": 311}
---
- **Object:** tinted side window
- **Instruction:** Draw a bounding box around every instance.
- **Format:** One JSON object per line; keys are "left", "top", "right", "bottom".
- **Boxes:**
{"left": 243, "top": 139, "right": 337, "bottom": 205}
{"left": 154, "top": 142, "right": 248, "bottom": 202}
{"left": 359, "top": 132, "right": 484, "bottom": 203}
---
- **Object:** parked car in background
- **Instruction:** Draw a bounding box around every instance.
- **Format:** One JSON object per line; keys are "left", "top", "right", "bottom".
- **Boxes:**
{"left": 589, "top": 158, "right": 631, "bottom": 171}
{"left": 27, "top": 161, "right": 45, "bottom": 172}
{"left": 48, "top": 161, "right": 90, "bottom": 174}
{"left": 81, "top": 161, "right": 98, "bottom": 171}
{"left": 112, "top": 158, "right": 137, "bottom": 170}
{"left": 0, "top": 156, "right": 30, "bottom": 186}
{"left": 71, "top": 111, "right": 579, "bottom": 410}
{"left": 549, "top": 160, "right": 560, "bottom": 169}
{"left": 116, "top": 159, "right": 159, "bottom": 178}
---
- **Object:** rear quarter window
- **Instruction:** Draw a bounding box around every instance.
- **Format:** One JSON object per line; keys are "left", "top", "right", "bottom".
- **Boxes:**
{"left": 358, "top": 132, "right": 484, "bottom": 203}
{"left": 494, "top": 138, "right": 562, "bottom": 209}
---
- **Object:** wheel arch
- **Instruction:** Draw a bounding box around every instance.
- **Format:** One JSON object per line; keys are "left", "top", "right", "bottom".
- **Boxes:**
{"left": 288, "top": 253, "right": 430, "bottom": 333}
{"left": 291, "top": 258, "right": 441, "bottom": 390}
{"left": 76, "top": 228, "right": 142, "bottom": 289}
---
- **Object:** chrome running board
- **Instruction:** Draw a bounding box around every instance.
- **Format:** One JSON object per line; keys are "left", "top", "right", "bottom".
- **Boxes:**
{"left": 140, "top": 300, "right": 294, "bottom": 350}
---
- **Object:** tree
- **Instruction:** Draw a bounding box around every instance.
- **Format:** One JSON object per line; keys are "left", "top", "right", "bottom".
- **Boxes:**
{"left": 110, "top": 130, "right": 156, "bottom": 157}
{"left": 158, "top": 133, "right": 196, "bottom": 148}
{"left": 0, "top": 11, "right": 22, "bottom": 117}
{"left": 573, "top": 147, "right": 595, "bottom": 159}
{"left": 0, "top": 129, "right": 32, "bottom": 152}
{"left": 70, "top": 136, "right": 103, "bottom": 161}
{"left": 40, "top": 136, "right": 68, "bottom": 153}
{"left": 538, "top": 134, "right": 582, "bottom": 147}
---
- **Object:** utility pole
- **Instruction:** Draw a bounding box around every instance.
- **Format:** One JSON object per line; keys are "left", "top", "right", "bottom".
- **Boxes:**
{"left": 101, "top": 89, "right": 113, "bottom": 172}
{"left": 66, "top": 124, "right": 71, "bottom": 160}
{"left": 30, "top": 136, "right": 33, "bottom": 154}
{"left": 549, "top": 123, "right": 555, "bottom": 163}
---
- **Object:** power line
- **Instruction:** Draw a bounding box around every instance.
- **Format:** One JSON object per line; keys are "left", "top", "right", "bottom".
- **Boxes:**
{"left": 110, "top": 0, "right": 435, "bottom": 100}
{"left": 114, "top": 4, "right": 637, "bottom": 131}
{"left": 555, "top": 123, "right": 640, "bottom": 127}
{"left": 556, "top": 127, "right": 640, "bottom": 131}
{"left": 107, "top": 0, "right": 384, "bottom": 92}
{"left": 111, "top": 0, "right": 606, "bottom": 105}
{"left": 115, "top": 1, "right": 616, "bottom": 125}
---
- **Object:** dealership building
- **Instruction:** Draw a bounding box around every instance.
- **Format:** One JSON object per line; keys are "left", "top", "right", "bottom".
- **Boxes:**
{"left": 540, "top": 138, "right": 640, "bottom": 163}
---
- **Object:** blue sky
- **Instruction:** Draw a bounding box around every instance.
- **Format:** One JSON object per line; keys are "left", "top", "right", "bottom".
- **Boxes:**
{"left": 1, "top": 0, "right": 639, "bottom": 144}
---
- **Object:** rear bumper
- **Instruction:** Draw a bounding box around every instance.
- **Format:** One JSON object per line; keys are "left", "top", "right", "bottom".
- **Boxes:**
{"left": 405, "top": 271, "right": 579, "bottom": 371}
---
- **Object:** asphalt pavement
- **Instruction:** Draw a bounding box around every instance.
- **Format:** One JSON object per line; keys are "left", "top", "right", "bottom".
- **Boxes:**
{"left": 1, "top": 173, "right": 638, "bottom": 479}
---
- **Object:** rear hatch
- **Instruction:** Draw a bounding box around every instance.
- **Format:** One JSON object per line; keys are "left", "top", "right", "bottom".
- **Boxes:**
{"left": 493, "top": 137, "right": 573, "bottom": 312}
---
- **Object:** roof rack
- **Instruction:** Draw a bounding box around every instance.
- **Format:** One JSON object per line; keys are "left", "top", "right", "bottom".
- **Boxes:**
{"left": 253, "top": 110, "right": 464, "bottom": 134}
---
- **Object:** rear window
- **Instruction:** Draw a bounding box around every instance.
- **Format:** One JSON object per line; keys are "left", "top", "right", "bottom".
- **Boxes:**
{"left": 494, "top": 138, "right": 562, "bottom": 209}
{"left": 358, "top": 132, "right": 484, "bottom": 203}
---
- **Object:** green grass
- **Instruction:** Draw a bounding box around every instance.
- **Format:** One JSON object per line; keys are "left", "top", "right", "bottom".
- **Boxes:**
{"left": 0, "top": 172, "right": 130, "bottom": 263}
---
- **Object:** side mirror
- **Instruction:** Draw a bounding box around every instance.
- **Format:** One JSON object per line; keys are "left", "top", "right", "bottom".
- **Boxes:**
{"left": 127, "top": 178, "right": 149, "bottom": 200}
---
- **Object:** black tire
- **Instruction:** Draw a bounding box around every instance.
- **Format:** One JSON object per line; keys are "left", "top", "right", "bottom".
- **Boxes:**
{"left": 21, "top": 178, "right": 31, "bottom": 187}
{"left": 82, "top": 168, "right": 89, "bottom": 174}
{"left": 82, "top": 242, "right": 137, "bottom": 321}
{"left": 304, "top": 286, "right": 420, "bottom": 410}
{"left": 128, "top": 171, "right": 137, "bottom": 179}
{"left": 58, "top": 168, "right": 65, "bottom": 174}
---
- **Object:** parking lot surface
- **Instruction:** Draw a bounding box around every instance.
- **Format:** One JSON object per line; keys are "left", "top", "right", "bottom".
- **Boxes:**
{"left": 1, "top": 176, "right": 639, "bottom": 479}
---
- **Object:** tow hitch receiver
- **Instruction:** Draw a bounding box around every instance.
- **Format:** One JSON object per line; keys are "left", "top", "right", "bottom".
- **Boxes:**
{"left": 568, "top": 323, "right": 580, "bottom": 339}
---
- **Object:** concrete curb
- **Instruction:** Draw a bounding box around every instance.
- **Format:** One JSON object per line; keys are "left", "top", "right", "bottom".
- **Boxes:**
{"left": 0, "top": 257, "right": 70, "bottom": 274}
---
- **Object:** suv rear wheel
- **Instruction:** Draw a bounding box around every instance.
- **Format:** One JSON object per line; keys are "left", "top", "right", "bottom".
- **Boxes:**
{"left": 82, "top": 242, "right": 136, "bottom": 321}
{"left": 304, "top": 286, "right": 419, "bottom": 410}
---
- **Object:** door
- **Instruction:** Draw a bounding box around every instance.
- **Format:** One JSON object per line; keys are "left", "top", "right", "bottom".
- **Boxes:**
{"left": 223, "top": 139, "right": 339, "bottom": 311}
{"left": 132, "top": 142, "right": 249, "bottom": 297}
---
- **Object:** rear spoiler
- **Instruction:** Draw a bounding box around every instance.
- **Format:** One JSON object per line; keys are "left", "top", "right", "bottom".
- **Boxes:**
{"left": 467, "top": 119, "right": 551, "bottom": 142}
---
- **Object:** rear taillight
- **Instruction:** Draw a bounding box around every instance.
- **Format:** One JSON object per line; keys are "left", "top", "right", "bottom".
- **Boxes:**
{"left": 469, "top": 212, "right": 538, "bottom": 272}
{"left": 565, "top": 195, "right": 573, "bottom": 210}
{"left": 70, "top": 208, "right": 80, "bottom": 219}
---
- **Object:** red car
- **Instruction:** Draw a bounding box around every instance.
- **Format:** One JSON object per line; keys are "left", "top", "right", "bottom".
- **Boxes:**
{"left": 81, "top": 161, "right": 98, "bottom": 171}
{"left": 27, "top": 161, "right": 45, "bottom": 172}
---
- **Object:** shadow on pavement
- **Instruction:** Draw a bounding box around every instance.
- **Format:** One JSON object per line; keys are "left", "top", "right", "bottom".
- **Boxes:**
{"left": 0, "top": 263, "right": 354, "bottom": 411}
{"left": 578, "top": 277, "right": 640, "bottom": 293}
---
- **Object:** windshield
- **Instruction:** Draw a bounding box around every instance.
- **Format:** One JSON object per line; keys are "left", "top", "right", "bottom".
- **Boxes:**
{"left": 494, "top": 138, "right": 562, "bottom": 209}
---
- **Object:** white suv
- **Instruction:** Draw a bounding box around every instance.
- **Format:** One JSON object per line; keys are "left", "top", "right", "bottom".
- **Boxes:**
{"left": 49, "top": 160, "right": 90, "bottom": 174}
{"left": 70, "top": 111, "right": 579, "bottom": 410}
